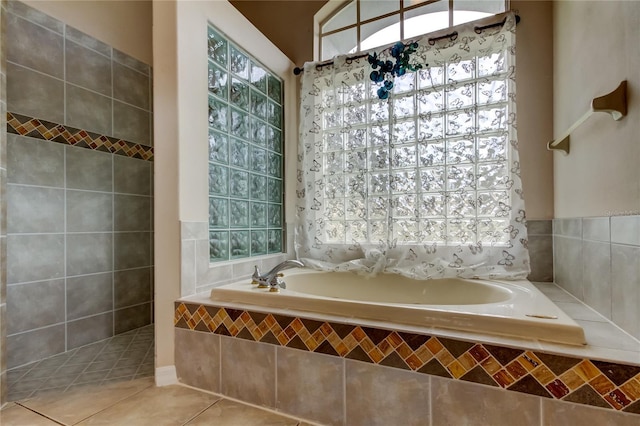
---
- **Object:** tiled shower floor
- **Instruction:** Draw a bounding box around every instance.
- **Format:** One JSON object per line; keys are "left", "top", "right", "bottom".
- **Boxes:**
{"left": 7, "top": 325, "right": 154, "bottom": 402}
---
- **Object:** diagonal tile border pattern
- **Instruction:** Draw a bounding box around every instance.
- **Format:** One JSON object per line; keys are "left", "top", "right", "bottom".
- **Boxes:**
{"left": 7, "top": 112, "right": 154, "bottom": 161}
{"left": 7, "top": 325, "right": 154, "bottom": 401}
{"left": 175, "top": 303, "right": 640, "bottom": 415}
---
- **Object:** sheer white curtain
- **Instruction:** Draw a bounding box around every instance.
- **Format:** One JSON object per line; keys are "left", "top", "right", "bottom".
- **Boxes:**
{"left": 296, "top": 13, "right": 530, "bottom": 280}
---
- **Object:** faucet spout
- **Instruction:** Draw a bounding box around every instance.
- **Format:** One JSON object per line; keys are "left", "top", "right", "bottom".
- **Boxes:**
{"left": 251, "top": 260, "right": 304, "bottom": 291}
{"left": 265, "top": 260, "right": 305, "bottom": 279}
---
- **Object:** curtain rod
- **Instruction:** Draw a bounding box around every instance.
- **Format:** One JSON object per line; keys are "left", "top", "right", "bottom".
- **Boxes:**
{"left": 293, "top": 14, "right": 521, "bottom": 75}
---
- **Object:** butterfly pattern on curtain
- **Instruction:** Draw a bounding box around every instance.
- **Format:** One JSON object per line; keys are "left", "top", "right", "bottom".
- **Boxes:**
{"left": 295, "top": 13, "right": 530, "bottom": 280}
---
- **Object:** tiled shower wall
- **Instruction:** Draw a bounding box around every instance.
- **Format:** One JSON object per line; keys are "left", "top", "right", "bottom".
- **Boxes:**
{"left": 553, "top": 216, "right": 640, "bottom": 341}
{"left": 4, "top": 1, "right": 154, "bottom": 369}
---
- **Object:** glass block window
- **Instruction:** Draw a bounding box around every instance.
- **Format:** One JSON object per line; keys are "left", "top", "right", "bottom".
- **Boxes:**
{"left": 207, "top": 24, "right": 284, "bottom": 262}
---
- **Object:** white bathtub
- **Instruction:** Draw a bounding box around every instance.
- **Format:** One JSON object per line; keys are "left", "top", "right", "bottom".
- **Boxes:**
{"left": 210, "top": 269, "right": 586, "bottom": 346}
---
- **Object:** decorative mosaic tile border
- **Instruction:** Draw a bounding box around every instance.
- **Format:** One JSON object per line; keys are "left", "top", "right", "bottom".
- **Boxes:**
{"left": 7, "top": 112, "right": 154, "bottom": 161}
{"left": 175, "top": 302, "right": 640, "bottom": 415}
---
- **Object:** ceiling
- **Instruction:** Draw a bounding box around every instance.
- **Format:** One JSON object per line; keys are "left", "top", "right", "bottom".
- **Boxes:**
{"left": 229, "top": 0, "right": 329, "bottom": 66}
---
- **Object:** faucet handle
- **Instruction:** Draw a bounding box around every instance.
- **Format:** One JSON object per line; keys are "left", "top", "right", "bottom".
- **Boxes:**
{"left": 251, "top": 265, "right": 262, "bottom": 286}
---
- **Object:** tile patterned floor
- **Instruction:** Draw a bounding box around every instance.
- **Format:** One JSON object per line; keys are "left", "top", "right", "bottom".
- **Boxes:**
{"left": 1, "top": 377, "right": 311, "bottom": 426}
{"left": 7, "top": 325, "right": 154, "bottom": 402}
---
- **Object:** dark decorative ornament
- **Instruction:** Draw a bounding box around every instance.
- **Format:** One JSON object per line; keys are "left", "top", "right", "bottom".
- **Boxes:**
{"left": 368, "top": 41, "right": 425, "bottom": 100}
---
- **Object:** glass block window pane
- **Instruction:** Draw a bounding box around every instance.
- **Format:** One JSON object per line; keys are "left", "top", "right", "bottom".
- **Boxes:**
{"left": 208, "top": 23, "right": 285, "bottom": 262}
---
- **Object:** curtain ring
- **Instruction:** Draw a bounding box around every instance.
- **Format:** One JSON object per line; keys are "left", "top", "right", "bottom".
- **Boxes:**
{"left": 428, "top": 31, "right": 458, "bottom": 46}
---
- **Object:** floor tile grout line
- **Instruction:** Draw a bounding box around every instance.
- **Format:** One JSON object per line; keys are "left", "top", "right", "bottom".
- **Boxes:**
{"left": 132, "top": 334, "right": 155, "bottom": 377}
{"left": 65, "top": 377, "right": 156, "bottom": 425}
{"left": 180, "top": 399, "right": 222, "bottom": 426}
{"left": 14, "top": 403, "right": 66, "bottom": 426}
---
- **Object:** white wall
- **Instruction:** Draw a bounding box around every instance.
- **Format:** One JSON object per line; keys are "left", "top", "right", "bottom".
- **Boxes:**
{"left": 553, "top": 0, "right": 640, "bottom": 218}
{"left": 153, "top": 0, "right": 295, "bottom": 371}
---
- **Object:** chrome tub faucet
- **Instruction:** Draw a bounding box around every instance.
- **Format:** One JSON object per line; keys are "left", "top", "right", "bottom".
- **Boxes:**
{"left": 251, "top": 260, "right": 304, "bottom": 292}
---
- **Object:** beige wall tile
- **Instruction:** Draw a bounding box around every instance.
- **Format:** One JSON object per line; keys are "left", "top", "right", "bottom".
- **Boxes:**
{"left": 431, "top": 377, "right": 540, "bottom": 426}
{"left": 276, "top": 347, "right": 344, "bottom": 426}
{"left": 345, "top": 360, "right": 430, "bottom": 426}
{"left": 220, "top": 336, "right": 276, "bottom": 408}
{"left": 175, "top": 328, "right": 220, "bottom": 393}
{"left": 543, "top": 399, "right": 639, "bottom": 426}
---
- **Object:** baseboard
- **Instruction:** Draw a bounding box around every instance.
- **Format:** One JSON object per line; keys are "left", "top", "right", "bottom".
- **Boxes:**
{"left": 155, "top": 365, "right": 178, "bottom": 386}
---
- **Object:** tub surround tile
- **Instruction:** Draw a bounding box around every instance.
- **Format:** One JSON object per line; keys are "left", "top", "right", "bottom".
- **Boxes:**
{"left": 176, "top": 302, "right": 640, "bottom": 416}
{"left": 181, "top": 240, "right": 196, "bottom": 297}
{"left": 554, "top": 218, "right": 582, "bottom": 238}
{"left": 533, "top": 282, "right": 578, "bottom": 303}
{"left": 575, "top": 320, "right": 640, "bottom": 352}
{"left": 527, "top": 235, "right": 553, "bottom": 282}
{"left": 175, "top": 328, "right": 220, "bottom": 393}
{"left": 8, "top": 112, "right": 154, "bottom": 161}
{"left": 611, "top": 244, "right": 640, "bottom": 340}
{"left": 276, "top": 347, "right": 344, "bottom": 426}
{"left": 220, "top": 336, "right": 276, "bottom": 408}
{"left": 554, "top": 235, "right": 584, "bottom": 300}
{"left": 181, "top": 221, "right": 208, "bottom": 240}
{"left": 583, "top": 217, "right": 610, "bottom": 242}
{"left": 432, "top": 376, "right": 541, "bottom": 426}
{"left": 554, "top": 215, "right": 640, "bottom": 341}
{"left": 555, "top": 302, "right": 608, "bottom": 322}
{"left": 346, "top": 359, "right": 429, "bottom": 426}
{"left": 527, "top": 219, "right": 552, "bottom": 235}
{"left": 611, "top": 215, "right": 640, "bottom": 246}
{"left": 543, "top": 398, "right": 640, "bottom": 424}
{"left": 582, "top": 240, "right": 612, "bottom": 319}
